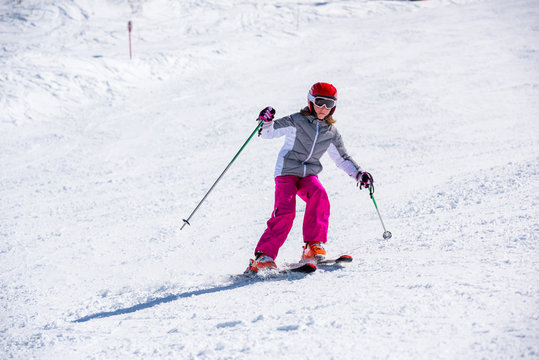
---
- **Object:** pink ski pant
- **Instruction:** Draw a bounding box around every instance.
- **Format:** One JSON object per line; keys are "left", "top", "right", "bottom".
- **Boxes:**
{"left": 255, "top": 175, "right": 330, "bottom": 260}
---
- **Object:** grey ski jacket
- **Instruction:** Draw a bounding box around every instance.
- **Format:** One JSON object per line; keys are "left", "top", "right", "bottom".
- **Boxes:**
{"left": 260, "top": 111, "right": 361, "bottom": 179}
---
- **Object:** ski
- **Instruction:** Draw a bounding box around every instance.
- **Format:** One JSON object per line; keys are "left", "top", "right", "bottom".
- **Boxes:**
{"left": 317, "top": 254, "right": 353, "bottom": 266}
{"left": 242, "top": 262, "right": 317, "bottom": 278}
{"left": 284, "top": 262, "right": 318, "bottom": 273}
{"left": 239, "top": 255, "right": 351, "bottom": 279}
{"left": 285, "top": 255, "right": 353, "bottom": 270}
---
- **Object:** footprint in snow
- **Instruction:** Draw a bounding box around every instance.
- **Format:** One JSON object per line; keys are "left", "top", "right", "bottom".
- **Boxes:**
{"left": 216, "top": 320, "right": 242, "bottom": 328}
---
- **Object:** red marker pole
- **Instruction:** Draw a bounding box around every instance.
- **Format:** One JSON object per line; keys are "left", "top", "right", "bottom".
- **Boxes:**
{"left": 128, "top": 21, "right": 132, "bottom": 60}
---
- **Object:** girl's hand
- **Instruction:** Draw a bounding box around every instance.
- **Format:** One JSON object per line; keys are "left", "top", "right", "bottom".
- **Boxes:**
{"left": 357, "top": 171, "right": 374, "bottom": 192}
{"left": 258, "top": 107, "right": 275, "bottom": 122}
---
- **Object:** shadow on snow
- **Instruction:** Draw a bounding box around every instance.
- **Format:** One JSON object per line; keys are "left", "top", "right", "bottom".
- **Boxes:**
{"left": 73, "top": 271, "right": 310, "bottom": 323}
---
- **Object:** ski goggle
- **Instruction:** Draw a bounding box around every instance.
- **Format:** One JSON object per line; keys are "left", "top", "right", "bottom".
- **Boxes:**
{"left": 308, "top": 93, "right": 337, "bottom": 109}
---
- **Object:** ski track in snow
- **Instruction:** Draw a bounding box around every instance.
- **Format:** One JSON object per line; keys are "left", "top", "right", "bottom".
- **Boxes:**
{"left": 1, "top": 0, "right": 538, "bottom": 358}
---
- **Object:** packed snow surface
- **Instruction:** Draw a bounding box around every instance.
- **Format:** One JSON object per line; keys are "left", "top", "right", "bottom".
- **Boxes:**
{"left": 1, "top": 0, "right": 538, "bottom": 358}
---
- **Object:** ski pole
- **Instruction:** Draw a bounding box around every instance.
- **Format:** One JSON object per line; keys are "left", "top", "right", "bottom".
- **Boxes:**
{"left": 180, "top": 121, "right": 264, "bottom": 230}
{"left": 128, "top": 21, "right": 132, "bottom": 60}
{"left": 369, "top": 187, "right": 392, "bottom": 239}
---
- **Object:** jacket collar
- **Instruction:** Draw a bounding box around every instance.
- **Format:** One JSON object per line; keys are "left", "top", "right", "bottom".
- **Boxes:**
{"left": 307, "top": 115, "right": 329, "bottom": 127}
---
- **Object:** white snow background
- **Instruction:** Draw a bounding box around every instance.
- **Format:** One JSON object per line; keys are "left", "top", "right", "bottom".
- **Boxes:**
{"left": 1, "top": 0, "right": 538, "bottom": 358}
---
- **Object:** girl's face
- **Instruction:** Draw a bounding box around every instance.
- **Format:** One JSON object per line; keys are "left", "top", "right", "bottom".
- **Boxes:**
{"left": 314, "top": 104, "right": 331, "bottom": 120}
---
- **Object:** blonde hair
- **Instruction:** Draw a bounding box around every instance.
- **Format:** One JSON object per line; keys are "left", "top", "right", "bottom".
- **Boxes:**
{"left": 300, "top": 107, "right": 336, "bottom": 125}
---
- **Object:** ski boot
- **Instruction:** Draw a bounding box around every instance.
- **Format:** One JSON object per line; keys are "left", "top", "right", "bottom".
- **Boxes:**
{"left": 301, "top": 241, "right": 326, "bottom": 262}
{"left": 244, "top": 252, "right": 277, "bottom": 274}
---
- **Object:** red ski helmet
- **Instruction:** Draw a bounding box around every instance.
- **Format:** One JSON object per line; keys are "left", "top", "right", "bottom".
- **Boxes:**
{"left": 308, "top": 82, "right": 338, "bottom": 117}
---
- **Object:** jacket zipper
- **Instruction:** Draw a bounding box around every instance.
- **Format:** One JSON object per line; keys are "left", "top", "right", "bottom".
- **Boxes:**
{"left": 302, "top": 120, "right": 319, "bottom": 177}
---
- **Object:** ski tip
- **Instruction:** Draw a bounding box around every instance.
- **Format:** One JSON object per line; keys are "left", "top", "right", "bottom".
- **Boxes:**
{"left": 316, "top": 254, "right": 353, "bottom": 266}
{"left": 291, "top": 262, "right": 317, "bottom": 273}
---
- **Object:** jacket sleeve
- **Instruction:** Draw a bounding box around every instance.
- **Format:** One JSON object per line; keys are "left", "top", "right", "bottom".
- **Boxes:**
{"left": 259, "top": 115, "right": 295, "bottom": 139}
{"left": 327, "top": 130, "right": 362, "bottom": 179}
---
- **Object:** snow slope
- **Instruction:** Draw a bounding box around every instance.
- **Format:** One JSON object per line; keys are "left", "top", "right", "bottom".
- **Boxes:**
{"left": 1, "top": 0, "right": 538, "bottom": 358}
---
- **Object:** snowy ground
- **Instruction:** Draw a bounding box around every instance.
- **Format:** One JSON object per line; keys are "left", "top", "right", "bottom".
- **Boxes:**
{"left": 1, "top": 0, "right": 538, "bottom": 358}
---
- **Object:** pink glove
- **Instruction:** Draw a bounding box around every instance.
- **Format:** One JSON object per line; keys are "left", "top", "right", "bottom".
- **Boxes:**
{"left": 356, "top": 171, "right": 374, "bottom": 192}
{"left": 258, "top": 107, "right": 275, "bottom": 122}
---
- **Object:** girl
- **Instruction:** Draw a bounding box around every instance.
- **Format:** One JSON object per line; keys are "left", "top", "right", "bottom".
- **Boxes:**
{"left": 246, "top": 82, "right": 373, "bottom": 273}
